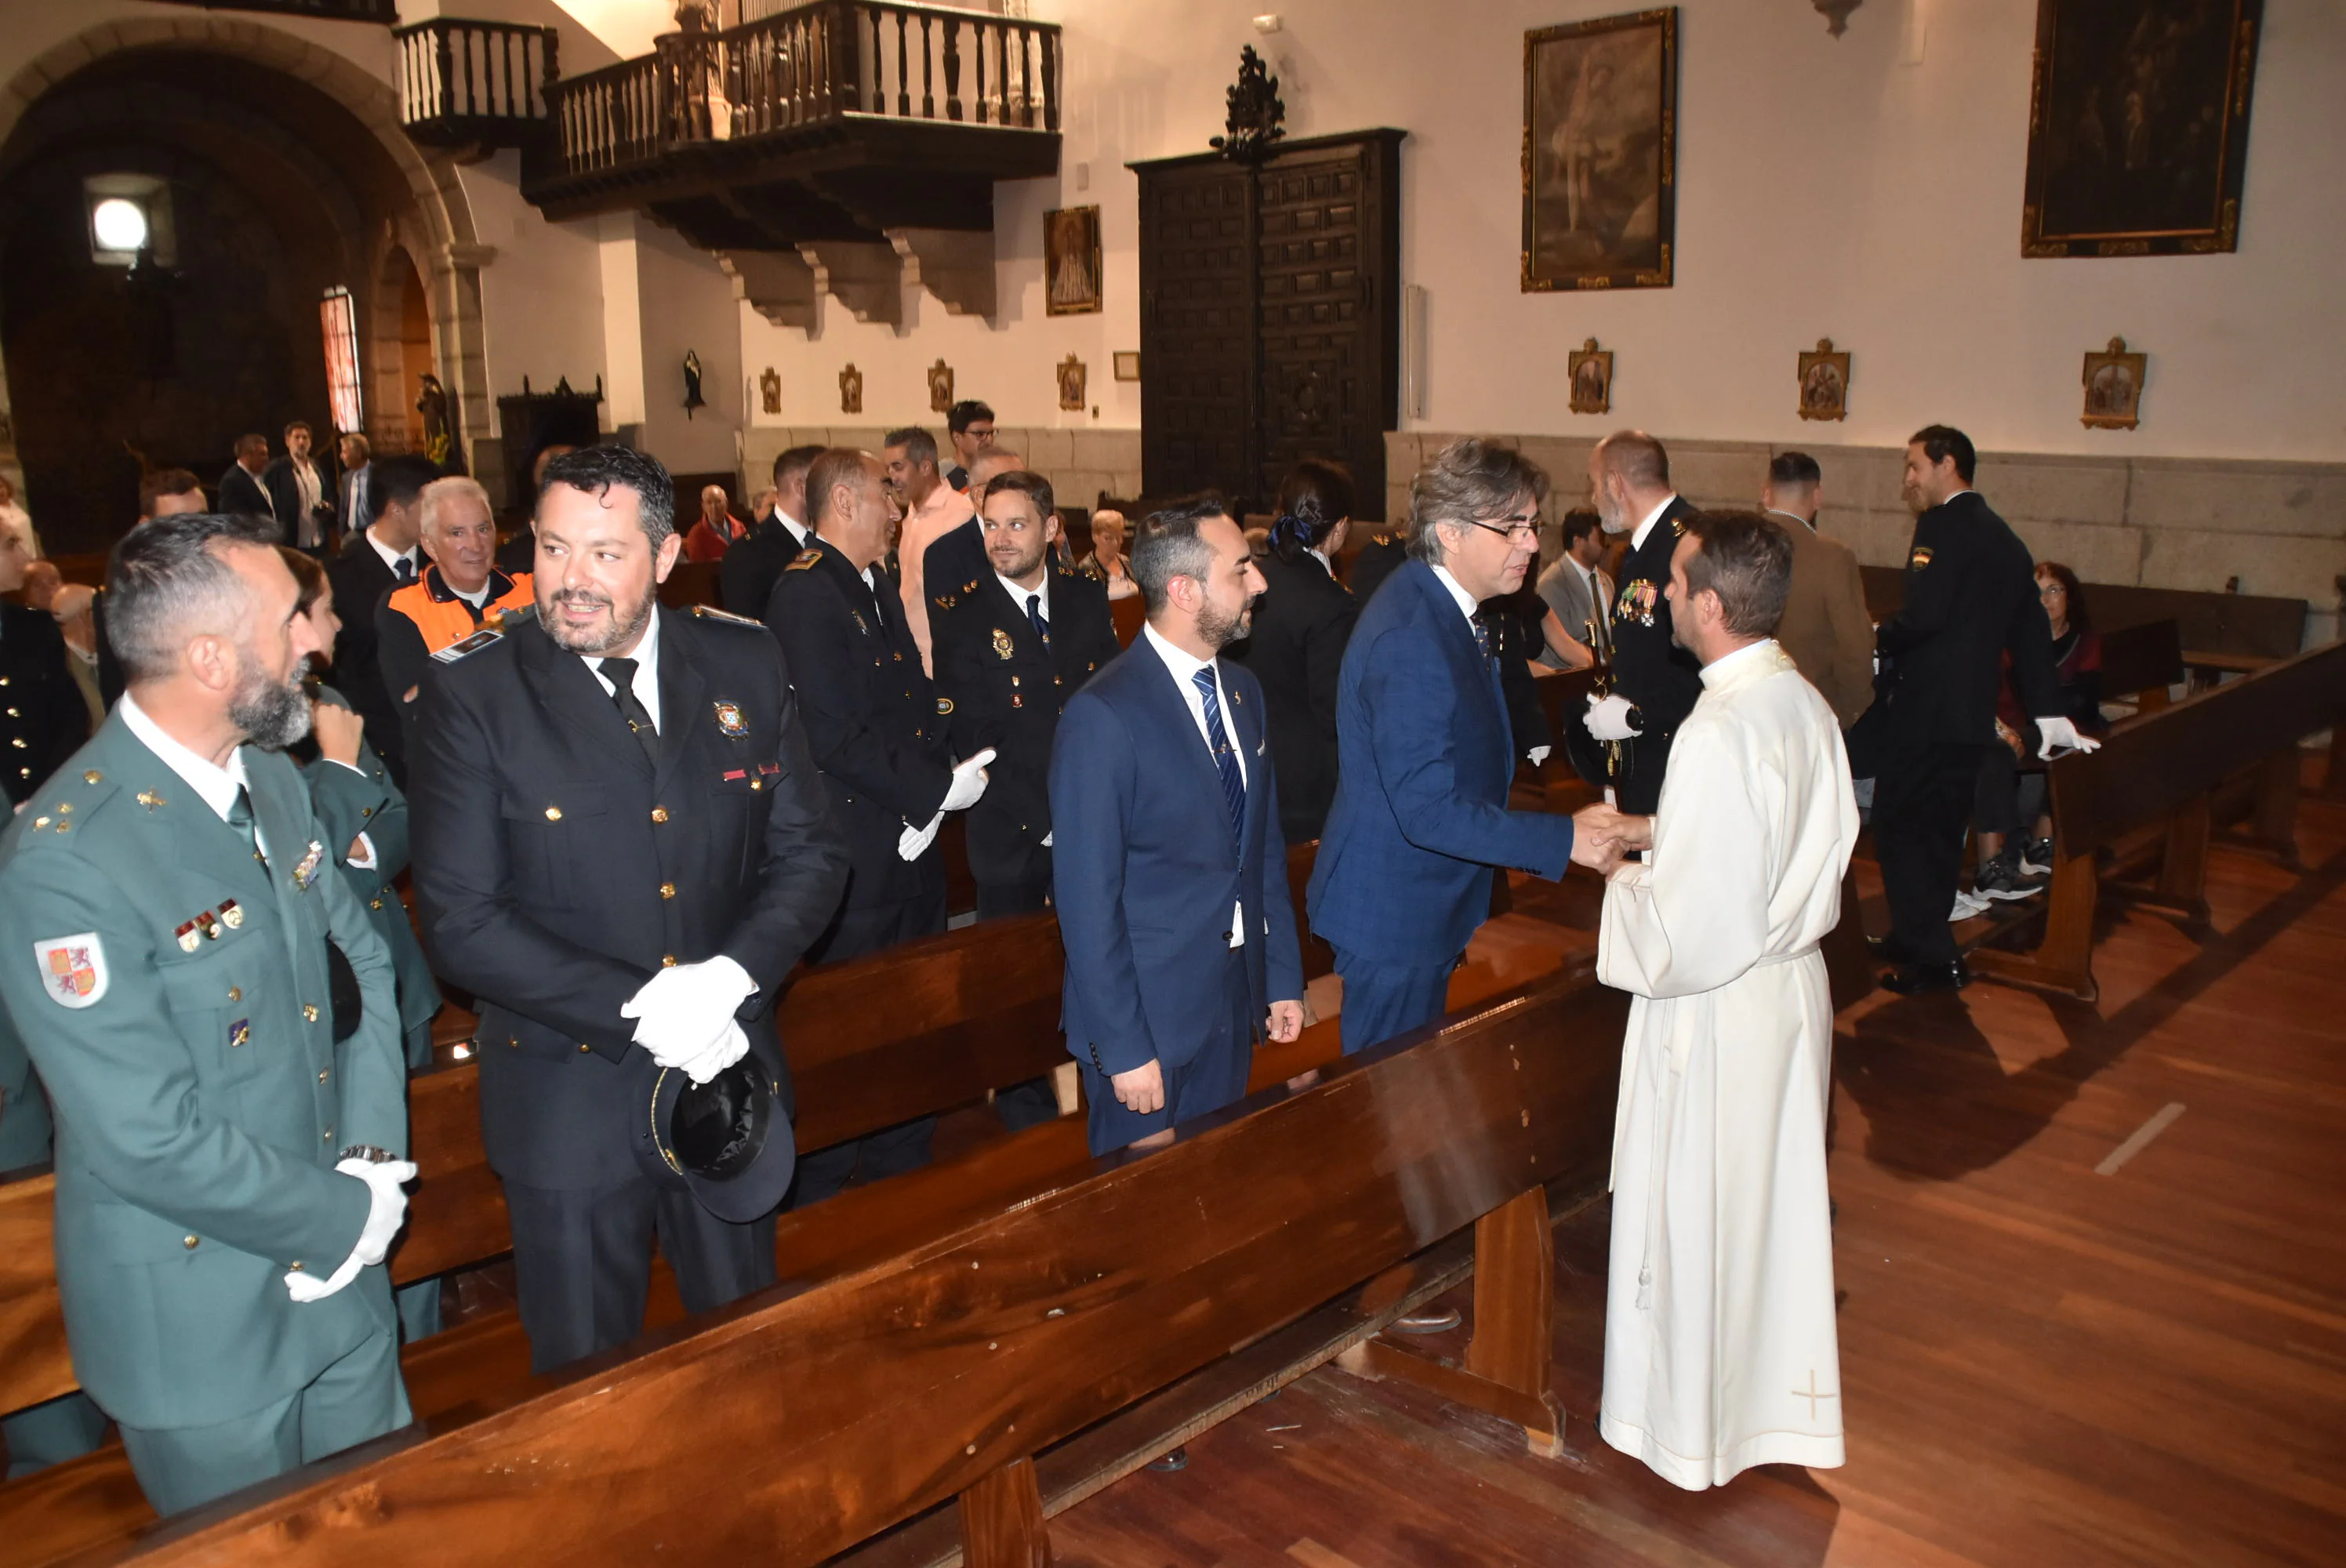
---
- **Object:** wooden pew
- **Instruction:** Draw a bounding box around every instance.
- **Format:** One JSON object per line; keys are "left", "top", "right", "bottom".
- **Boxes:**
{"left": 1859, "top": 566, "right": 2307, "bottom": 668}
{"left": 1967, "top": 638, "right": 2346, "bottom": 1000}
{"left": 87, "top": 964, "right": 1628, "bottom": 1568}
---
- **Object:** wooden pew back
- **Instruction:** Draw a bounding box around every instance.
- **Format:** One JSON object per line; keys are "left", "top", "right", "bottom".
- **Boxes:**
{"left": 101, "top": 964, "right": 1626, "bottom": 1568}
{"left": 1861, "top": 565, "right": 2306, "bottom": 659}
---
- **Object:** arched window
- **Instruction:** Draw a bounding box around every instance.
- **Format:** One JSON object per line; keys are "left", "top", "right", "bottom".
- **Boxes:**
{"left": 320, "top": 285, "right": 364, "bottom": 434}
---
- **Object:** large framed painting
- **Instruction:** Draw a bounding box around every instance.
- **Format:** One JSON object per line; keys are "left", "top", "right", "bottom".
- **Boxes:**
{"left": 1522, "top": 8, "right": 1677, "bottom": 292}
{"left": 2021, "top": 0, "right": 2264, "bottom": 257}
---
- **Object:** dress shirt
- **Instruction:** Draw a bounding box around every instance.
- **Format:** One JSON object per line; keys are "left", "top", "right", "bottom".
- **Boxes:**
{"left": 119, "top": 692, "right": 271, "bottom": 863}
{"left": 1764, "top": 506, "right": 1818, "bottom": 534}
{"left": 1428, "top": 564, "right": 1480, "bottom": 622}
{"left": 774, "top": 508, "right": 808, "bottom": 550}
{"left": 1700, "top": 637, "right": 1779, "bottom": 688}
{"left": 292, "top": 460, "right": 323, "bottom": 516}
{"left": 585, "top": 604, "right": 663, "bottom": 732}
{"left": 1142, "top": 621, "right": 1247, "bottom": 948}
{"left": 1628, "top": 494, "right": 1680, "bottom": 555}
{"left": 997, "top": 571, "right": 1049, "bottom": 620}
{"left": 449, "top": 578, "right": 492, "bottom": 612}
{"left": 363, "top": 527, "right": 418, "bottom": 580}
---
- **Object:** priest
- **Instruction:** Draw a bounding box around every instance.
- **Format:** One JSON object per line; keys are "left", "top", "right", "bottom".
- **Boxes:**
{"left": 1574, "top": 510, "right": 1857, "bottom": 1490}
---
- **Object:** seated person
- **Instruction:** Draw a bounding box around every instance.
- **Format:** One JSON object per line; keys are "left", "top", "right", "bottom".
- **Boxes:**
{"left": 1079, "top": 507, "right": 1139, "bottom": 600}
{"left": 1974, "top": 561, "right": 2104, "bottom": 898}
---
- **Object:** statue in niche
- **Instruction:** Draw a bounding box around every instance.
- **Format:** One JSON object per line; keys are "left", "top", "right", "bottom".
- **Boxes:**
{"left": 1211, "top": 45, "right": 1286, "bottom": 164}
{"left": 839, "top": 363, "right": 863, "bottom": 416}
{"left": 682, "top": 350, "right": 706, "bottom": 419}
{"left": 416, "top": 372, "right": 451, "bottom": 465}
{"left": 927, "top": 358, "right": 954, "bottom": 415}
{"left": 760, "top": 366, "right": 781, "bottom": 416}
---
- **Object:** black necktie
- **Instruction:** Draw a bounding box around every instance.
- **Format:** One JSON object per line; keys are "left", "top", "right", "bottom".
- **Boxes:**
{"left": 1469, "top": 612, "right": 1494, "bottom": 662}
{"left": 1192, "top": 667, "right": 1246, "bottom": 845}
{"left": 1026, "top": 592, "right": 1050, "bottom": 648}
{"left": 394, "top": 556, "right": 416, "bottom": 584}
{"left": 598, "top": 657, "right": 661, "bottom": 764}
{"left": 228, "top": 785, "right": 266, "bottom": 867}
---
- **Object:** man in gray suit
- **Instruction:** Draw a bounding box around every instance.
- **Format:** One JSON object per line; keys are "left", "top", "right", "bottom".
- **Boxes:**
{"left": 0, "top": 511, "right": 414, "bottom": 1514}
{"left": 1533, "top": 506, "right": 1613, "bottom": 670}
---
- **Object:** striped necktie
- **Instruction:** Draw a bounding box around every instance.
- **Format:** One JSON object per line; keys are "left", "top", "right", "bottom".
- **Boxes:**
{"left": 1192, "top": 666, "right": 1246, "bottom": 845}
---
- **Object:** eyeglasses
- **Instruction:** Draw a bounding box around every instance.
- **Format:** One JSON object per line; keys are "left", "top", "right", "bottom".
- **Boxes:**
{"left": 1459, "top": 514, "right": 1540, "bottom": 546}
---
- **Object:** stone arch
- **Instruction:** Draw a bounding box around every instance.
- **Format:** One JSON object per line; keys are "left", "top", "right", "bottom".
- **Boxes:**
{"left": 0, "top": 18, "right": 494, "bottom": 452}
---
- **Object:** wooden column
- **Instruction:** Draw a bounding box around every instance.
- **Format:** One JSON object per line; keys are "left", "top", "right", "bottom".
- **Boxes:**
{"left": 958, "top": 1457, "right": 1051, "bottom": 1568}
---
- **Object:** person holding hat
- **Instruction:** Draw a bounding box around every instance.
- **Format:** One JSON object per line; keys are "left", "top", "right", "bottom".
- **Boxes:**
{"left": 409, "top": 445, "right": 847, "bottom": 1376}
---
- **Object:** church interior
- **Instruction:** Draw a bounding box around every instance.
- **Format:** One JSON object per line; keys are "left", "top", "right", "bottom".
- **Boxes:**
{"left": 0, "top": 1, "right": 2340, "bottom": 1563}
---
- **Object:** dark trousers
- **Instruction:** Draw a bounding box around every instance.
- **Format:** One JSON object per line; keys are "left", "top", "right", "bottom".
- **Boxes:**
{"left": 1611, "top": 728, "right": 1676, "bottom": 815}
{"left": 2, "top": 1390, "right": 107, "bottom": 1479}
{"left": 791, "top": 885, "right": 947, "bottom": 1207}
{"left": 1334, "top": 948, "right": 1458, "bottom": 1056}
{"left": 503, "top": 1174, "right": 777, "bottom": 1375}
{"left": 1974, "top": 745, "right": 2024, "bottom": 839}
{"left": 1876, "top": 740, "right": 1989, "bottom": 964}
{"left": 975, "top": 871, "right": 1064, "bottom": 1134}
{"left": 1079, "top": 949, "right": 1254, "bottom": 1156}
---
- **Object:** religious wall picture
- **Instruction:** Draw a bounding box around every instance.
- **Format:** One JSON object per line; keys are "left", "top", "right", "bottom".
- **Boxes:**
{"left": 1113, "top": 350, "right": 1142, "bottom": 383}
{"left": 1057, "top": 354, "right": 1088, "bottom": 412}
{"left": 838, "top": 363, "right": 862, "bottom": 416}
{"left": 2021, "top": 0, "right": 2264, "bottom": 257}
{"left": 1522, "top": 8, "right": 1678, "bottom": 292}
{"left": 1567, "top": 338, "right": 1613, "bottom": 415}
{"left": 1796, "top": 339, "right": 1850, "bottom": 423}
{"left": 1046, "top": 205, "right": 1103, "bottom": 315}
{"left": 759, "top": 366, "right": 781, "bottom": 416}
{"left": 927, "top": 358, "right": 954, "bottom": 414}
{"left": 2080, "top": 336, "right": 2146, "bottom": 430}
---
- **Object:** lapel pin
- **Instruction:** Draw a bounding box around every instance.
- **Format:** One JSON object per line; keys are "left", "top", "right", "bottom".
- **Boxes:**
{"left": 217, "top": 898, "right": 243, "bottom": 930}
{"left": 713, "top": 701, "right": 748, "bottom": 738}
{"left": 175, "top": 920, "right": 201, "bottom": 953}
{"left": 992, "top": 628, "right": 1015, "bottom": 660}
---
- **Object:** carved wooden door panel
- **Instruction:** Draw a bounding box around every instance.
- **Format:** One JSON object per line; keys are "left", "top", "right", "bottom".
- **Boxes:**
{"left": 1138, "top": 161, "right": 1253, "bottom": 507}
{"left": 1255, "top": 145, "right": 1372, "bottom": 507}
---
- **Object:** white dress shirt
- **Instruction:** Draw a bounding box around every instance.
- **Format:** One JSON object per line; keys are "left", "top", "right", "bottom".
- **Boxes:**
{"left": 1142, "top": 621, "right": 1247, "bottom": 947}
{"left": 1428, "top": 564, "right": 1480, "bottom": 622}
{"left": 586, "top": 604, "right": 664, "bottom": 731}
{"left": 774, "top": 508, "right": 809, "bottom": 550}
{"left": 119, "top": 692, "right": 271, "bottom": 863}
{"left": 997, "top": 570, "right": 1050, "bottom": 623}
{"left": 364, "top": 526, "right": 418, "bottom": 580}
{"left": 1629, "top": 494, "right": 1681, "bottom": 555}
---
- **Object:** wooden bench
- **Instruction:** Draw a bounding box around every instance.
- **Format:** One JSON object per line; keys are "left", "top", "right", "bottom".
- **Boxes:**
{"left": 1860, "top": 565, "right": 2307, "bottom": 667}
{"left": 86, "top": 963, "right": 1626, "bottom": 1568}
{"left": 1966, "top": 638, "right": 2346, "bottom": 1000}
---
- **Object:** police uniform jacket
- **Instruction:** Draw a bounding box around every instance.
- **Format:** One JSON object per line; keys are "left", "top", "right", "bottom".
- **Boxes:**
{"left": 718, "top": 513, "right": 807, "bottom": 622}
{"left": 932, "top": 559, "right": 1119, "bottom": 890}
{"left": 1346, "top": 532, "right": 1408, "bottom": 606}
{"left": 0, "top": 715, "right": 406, "bottom": 1430}
{"left": 1607, "top": 495, "right": 1705, "bottom": 749}
{"left": 1873, "top": 490, "right": 2061, "bottom": 750}
{"left": 408, "top": 605, "right": 847, "bottom": 1192}
{"left": 766, "top": 538, "right": 953, "bottom": 913}
{"left": 1224, "top": 550, "right": 1356, "bottom": 845}
{"left": 299, "top": 685, "right": 441, "bottom": 1069}
{"left": 325, "top": 539, "right": 411, "bottom": 783}
{"left": 0, "top": 602, "right": 91, "bottom": 808}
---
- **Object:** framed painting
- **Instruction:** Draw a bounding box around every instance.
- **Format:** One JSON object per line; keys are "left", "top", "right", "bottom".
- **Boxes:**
{"left": 2021, "top": 0, "right": 2264, "bottom": 257}
{"left": 1522, "top": 8, "right": 1677, "bottom": 292}
{"left": 2080, "top": 336, "right": 2146, "bottom": 429}
{"left": 1797, "top": 339, "right": 1850, "bottom": 423}
{"left": 1058, "top": 354, "right": 1088, "bottom": 412}
{"left": 1045, "top": 205, "right": 1103, "bottom": 315}
{"left": 1567, "top": 338, "right": 1613, "bottom": 415}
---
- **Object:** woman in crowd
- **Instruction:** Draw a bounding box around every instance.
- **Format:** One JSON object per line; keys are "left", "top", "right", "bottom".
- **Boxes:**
{"left": 1225, "top": 459, "right": 1360, "bottom": 845}
{"left": 1080, "top": 506, "right": 1139, "bottom": 600}
{"left": 1974, "top": 561, "right": 2105, "bottom": 899}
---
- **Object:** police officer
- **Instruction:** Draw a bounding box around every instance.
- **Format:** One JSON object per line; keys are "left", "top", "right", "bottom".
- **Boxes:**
{"left": 408, "top": 446, "right": 847, "bottom": 1375}
{"left": 1872, "top": 425, "right": 2097, "bottom": 993}
{"left": 0, "top": 524, "right": 89, "bottom": 809}
{"left": 0, "top": 512, "right": 414, "bottom": 1515}
{"left": 720, "top": 444, "right": 822, "bottom": 622}
{"left": 766, "top": 448, "right": 991, "bottom": 1201}
{"left": 1580, "top": 430, "right": 1703, "bottom": 815}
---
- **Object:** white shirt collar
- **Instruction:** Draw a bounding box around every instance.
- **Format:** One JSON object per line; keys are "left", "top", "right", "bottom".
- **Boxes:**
{"left": 1940, "top": 488, "right": 1975, "bottom": 507}
{"left": 586, "top": 604, "right": 663, "bottom": 730}
{"left": 119, "top": 691, "right": 253, "bottom": 824}
{"left": 365, "top": 526, "right": 416, "bottom": 576}
{"left": 1700, "top": 637, "right": 1778, "bottom": 686}
{"left": 1307, "top": 546, "right": 1333, "bottom": 575}
{"left": 448, "top": 576, "right": 492, "bottom": 609}
{"left": 997, "top": 571, "right": 1049, "bottom": 616}
{"left": 1629, "top": 494, "right": 1680, "bottom": 554}
{"left": 1142, "top": 619, "right": 1214, "bottom": 685}
{"left": 774, "top": 507, "right": 806, "bottom": 546}
{"left": 1763, "top": 506, "right": 1816, "bottom": 532}
{"left": 1142, "top": 621, "right": 1245, "bottom": 799}
{"left": 1428, "top": 564, "right": 1480, "bottom": 621}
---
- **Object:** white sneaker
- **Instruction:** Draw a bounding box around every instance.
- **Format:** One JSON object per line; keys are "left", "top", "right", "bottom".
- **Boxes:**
{"left": 1948, "top": 889, "right": 1990, "bottom": 921}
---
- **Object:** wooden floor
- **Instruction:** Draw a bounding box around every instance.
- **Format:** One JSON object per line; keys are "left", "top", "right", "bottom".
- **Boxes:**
{"left": 1043, "top": 784, "right": 2346, "bottom": 1567}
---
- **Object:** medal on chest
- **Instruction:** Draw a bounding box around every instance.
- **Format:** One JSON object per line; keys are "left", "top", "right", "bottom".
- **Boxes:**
{"left": 1615, "top": 579, "right": 1661, "bottom": 628}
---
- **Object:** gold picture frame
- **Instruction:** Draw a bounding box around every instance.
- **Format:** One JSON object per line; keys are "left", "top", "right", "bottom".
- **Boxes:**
{"left": 926, "top": 358, "right": 954, "bottom": 415}
{"left": 1522, "top": 8, "right": 1678, "bottom": 292}
{"left": 1057, "top": 354, "right": 1088, "bottom": 412}
{"left": 838, "top": 363, "right": 862, "bottom": 416}
{"left": 759, "top": 366, "right": 781, "bottom": 416}
{"left": 1796, "top": 339, "right": 1850, "bottom": 423}
{"left": 1112, "top": 350, "right": 1142, "bottom": 383}
{"left": 2080, "top": 336, "right": 2145, "bottom": 430}
{"left": 1045, "top": 205, "right": 1103, "bottom": 316}
{"left": 1567, "top": 337, "right": 1614, "bottom": 416}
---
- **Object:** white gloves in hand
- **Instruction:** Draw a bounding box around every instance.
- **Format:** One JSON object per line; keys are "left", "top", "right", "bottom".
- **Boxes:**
{"left": 942, "top": 747, "right": 996, "bottom": 812}
{"left": 1527, "top": 745, "right": 1552, "bottom": 768}
{"left": 1582, "top": 691, "right": 1639, "bottom": 742}
{"left": 620, "top": 955, "right": 757, "bottom": 1075}
{"left": 2035, "top": 715, "right": 2101, "bottom": 759}
{"left": 675, "top": 1021, "right": 750, "bottom": 1087}
{"left": 286, "top": 1156, "right": 417, "bottom": 1303}
{"left": 898, "top": 813, "right": 942, "bottom": 862}
{"left": 1040, "top": 830, "right": 1053, "bottom": 848}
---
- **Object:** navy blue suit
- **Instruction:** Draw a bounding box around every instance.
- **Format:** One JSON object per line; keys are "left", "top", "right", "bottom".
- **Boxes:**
{"left": 1049, "top": 634, "right": 1306, "bottom": 1154}
{"left": 1308, "top": 561, "right": 1575, "bottom": 1053}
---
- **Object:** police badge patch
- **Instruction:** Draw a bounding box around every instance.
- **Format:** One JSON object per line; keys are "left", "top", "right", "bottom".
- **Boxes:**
{"left": 292, "top": 841, "right": 326, "bottom": 890}
{"left": 35, "top": 935, "right": 107, "bottom": 1008}
{"left": 713, "top": 701, "right": 748, "bottom": 738}
{"left": 992, "top": 628, "right": 1015, "bottom": 660}
{"left": 1909, "top": 546, "right": 1934, "bottom": 569}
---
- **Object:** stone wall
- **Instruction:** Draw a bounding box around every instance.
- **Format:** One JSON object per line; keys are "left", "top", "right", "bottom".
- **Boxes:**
{"left": 1385, "top": 433, "right": 2346, "bottom": 648}
{"left": 741, "top": 426, "right": 1143, "bottom": 516}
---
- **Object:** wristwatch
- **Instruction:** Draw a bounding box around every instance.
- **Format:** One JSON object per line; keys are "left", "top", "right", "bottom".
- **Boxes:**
{"left": 339, "top": 1144, "right": 396, "bottom": 1165}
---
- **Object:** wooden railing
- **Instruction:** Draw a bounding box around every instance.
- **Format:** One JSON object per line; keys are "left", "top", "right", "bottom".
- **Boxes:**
{"left": 142, "top": 0, "right": 398, "bottom": 21}
{"left": 394, "top": 19, "right": 560, "bottom": 139}
{"left": 550, "top": 1, "right": 1059, "bottom": 179}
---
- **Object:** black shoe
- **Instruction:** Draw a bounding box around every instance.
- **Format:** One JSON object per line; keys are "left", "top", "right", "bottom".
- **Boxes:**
{"left": 2022, "top": 837, "right": 2055, "bottom": 876}
{"left": 1146, "top": 1446, "right": 1189, "bottom": 1473}
{"left": 1880, "top": 960, "right": 1971, "bottom": 995}
{"left": 1866, "top": 931, "right": 1914, "bottom": 962}
{"left": 1974, "top": 850, "right": 2046, "bottom": 902}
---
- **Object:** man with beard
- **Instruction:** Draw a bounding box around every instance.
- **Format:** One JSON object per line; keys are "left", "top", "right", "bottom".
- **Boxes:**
{"left": 1309, "top": 440, "right": 1600, "bottom": 1058}
{"left": 0, "top": 512, "right": 415, "bottom": 1514}
{"left": 1050, "top": 497, "right": 1307, "bottom": 1159}
{"left": 1580, "top": 431, "right": 1704, "bottom": 815}
{"left": 408, "top": 445, "right": 846, "bottom": 1374}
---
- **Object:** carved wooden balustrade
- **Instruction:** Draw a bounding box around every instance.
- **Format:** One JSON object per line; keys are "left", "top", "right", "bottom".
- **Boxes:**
{"left": 394, "top": 18, "right": 560, "bottom": 151}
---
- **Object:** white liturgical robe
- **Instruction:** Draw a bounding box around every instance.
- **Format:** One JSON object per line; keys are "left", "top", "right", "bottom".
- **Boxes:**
{"left": 1596, "top": 637, "right": 1858, "bottom": 1490}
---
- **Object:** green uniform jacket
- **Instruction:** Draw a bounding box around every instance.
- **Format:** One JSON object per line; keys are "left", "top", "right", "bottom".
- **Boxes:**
{"left": 301, "top": 687, "right": 441, "bottom": 1069}
{"left": 0, "top": 1006, "right": 54, "bottom": 1174}
{"left": 0, "top": 714, "right": 408, "bottom": 1430}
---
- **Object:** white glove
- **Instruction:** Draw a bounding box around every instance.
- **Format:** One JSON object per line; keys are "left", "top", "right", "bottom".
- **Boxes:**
{"left": 675, "top": 1021, "right": 750, "bottom": 1087}
{"left": 1527, "top": 745, "right": 1552, "bottom": 767}
{"left": 1583, "top": 691, "right": 1638, "bottom": 742}
{"left": 898, "top": 811, "right": 942, "bottom": 862}
{"left": 942, "top": 747, "right": 996, "bottom": 811}
{"left": 2035, "top": 715, "right": 2101, "bottom": 759}
{"left": 1040, "top": 830, "right": 1053, "bottom": 848}
{"left": 286, "top": 1157, "right": 417, "bottom": 1302}
{"left": 620, "top": 955, "right": 757, "bottom": 1072}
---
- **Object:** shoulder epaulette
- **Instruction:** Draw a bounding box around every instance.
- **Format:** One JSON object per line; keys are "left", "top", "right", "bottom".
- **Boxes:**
{"left": 932, "top": 593, "right": 958, "bottom": 611}
{"left": 689, "top": 604, "right": 764, "bottom": 628}
{"left": 27, "top": 766, "right": 122, "bottom": 837}
{"left": 785, "top": 548, "right": 823, "bottom": 572}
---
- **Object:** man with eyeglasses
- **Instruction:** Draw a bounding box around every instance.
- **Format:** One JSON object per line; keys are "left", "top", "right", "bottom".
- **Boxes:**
{"left": 1309, "top": 439, "right": 1614, "bottom": 1057}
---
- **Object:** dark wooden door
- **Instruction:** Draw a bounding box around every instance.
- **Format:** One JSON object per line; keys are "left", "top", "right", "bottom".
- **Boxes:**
{"left": 1135, "top": 129, "right": 1404, "bottom": 518}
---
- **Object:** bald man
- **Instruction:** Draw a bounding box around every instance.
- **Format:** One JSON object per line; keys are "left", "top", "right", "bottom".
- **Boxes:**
{"left": 682, "top": 485, "right": 747, "bottom": 563}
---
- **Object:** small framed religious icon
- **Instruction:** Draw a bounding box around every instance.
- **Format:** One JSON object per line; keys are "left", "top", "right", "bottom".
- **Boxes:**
{"left": 838, "top": 362, "right": 863, "bottom": 416}
{"left": 927, "top": 358, "right": 955, "bottom": 414}
{"left": 2080, "top": 336, "right": 2145, "bottom": 430}
{"left": 1057, "top": 354, "right": 1088, "bottom": 412}
{"left": 1045, "top": 205, "right": 1103, "bottom": 315}
{"left": 759, "top": 366, "right": 781, "bottom": 416}
{"left": 1567, "top": 337, "right": 1613, "bottom": 415}
{"left": 1796, "top": 338, "right": 1850, "bottom": 422}
{"left": 1113, "top": 350, "right": 1142, "bottom": 382}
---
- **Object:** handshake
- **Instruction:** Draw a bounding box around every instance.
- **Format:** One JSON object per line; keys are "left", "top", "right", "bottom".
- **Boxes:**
{"left": 1569, "top": 801, "right": 1652, "bottom": 877}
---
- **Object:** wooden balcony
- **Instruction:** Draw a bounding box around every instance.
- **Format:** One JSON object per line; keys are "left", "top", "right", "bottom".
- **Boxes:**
{"left": 141, "top": 0, "right": 398, "bottom": 20}
{"left": 394, "top": 19, "right": 559, "bottom": 151}
{"left": 528, "top": 0, "right": 1059, "bottom": 267}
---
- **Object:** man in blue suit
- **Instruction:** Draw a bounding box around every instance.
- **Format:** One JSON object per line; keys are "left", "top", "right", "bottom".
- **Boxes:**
{"left": 1050, "top": 497, "right": 1306, "bottom": 1156}
{"left": 1311, "top": 439, "right": 1610, "bottom": 1055}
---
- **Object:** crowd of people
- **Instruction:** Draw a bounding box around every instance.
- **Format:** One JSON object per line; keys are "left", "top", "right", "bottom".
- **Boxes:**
{"left": 0, "top": 404, "right": 2101, "bottom": 1511}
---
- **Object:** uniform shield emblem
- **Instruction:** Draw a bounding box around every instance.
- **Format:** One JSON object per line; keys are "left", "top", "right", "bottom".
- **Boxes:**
{"left": 992, "top": 627, "right": 1015, "bottom": 660}
{"left": 713, "top": 701, "right": 749, "bottom": 738}
{"left": 35, "top": 934, "right": 107, "bottom": 1009}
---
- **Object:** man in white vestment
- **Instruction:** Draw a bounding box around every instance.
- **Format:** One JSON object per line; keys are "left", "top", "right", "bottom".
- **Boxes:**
{"left": 1574, "top": 509, "right": 1858, "bottom": 1490}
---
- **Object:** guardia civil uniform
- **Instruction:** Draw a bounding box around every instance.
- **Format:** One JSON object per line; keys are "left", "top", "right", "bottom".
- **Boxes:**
{"left": 0, "top": 699, "right": 411, "bottom": 1515}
